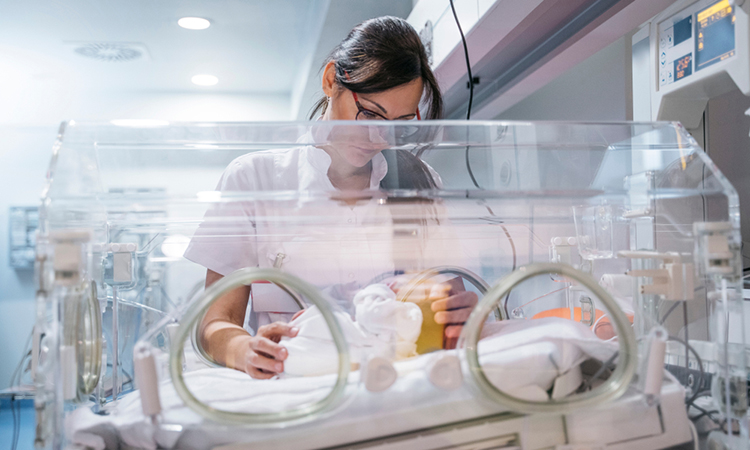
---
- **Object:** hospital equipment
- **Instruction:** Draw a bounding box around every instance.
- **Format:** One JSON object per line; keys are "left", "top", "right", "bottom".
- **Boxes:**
{"left": 34, "top": 120, "right": 746, "bottom": 449}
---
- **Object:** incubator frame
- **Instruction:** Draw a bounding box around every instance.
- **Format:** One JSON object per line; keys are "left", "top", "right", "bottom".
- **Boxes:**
{"left": 33, "top": 120, "right": 748, "bottom": 450}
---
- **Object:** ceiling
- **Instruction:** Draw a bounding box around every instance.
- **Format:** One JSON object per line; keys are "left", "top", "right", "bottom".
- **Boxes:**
{"left": 0, "top": 0, "right": 413, "bottom": 120}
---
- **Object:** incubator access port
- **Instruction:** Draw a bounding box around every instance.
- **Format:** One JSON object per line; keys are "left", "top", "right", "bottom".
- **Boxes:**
{"left": 462, "top": 263, "right": 638, "bottom": 412}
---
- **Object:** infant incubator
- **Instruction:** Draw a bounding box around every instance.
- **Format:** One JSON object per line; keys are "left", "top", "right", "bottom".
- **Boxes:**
{"left": 34, "top": 121, "right": 748, "bottom": 449}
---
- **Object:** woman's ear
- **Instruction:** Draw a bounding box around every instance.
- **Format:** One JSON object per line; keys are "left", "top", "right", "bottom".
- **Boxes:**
{"left": 322, "top": 61, "right": 336, "bottom": 97}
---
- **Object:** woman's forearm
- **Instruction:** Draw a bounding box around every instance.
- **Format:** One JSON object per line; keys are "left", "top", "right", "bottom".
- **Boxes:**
{"left": 199, "top": 269, "right": 252, "bottom": 370}
{"left": 201, "top": 319, "right": 252, "bottom": 370}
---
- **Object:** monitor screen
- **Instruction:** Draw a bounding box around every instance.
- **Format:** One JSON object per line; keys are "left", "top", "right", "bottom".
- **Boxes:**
{"left": 695, "top": 0, "right": 735, "bottom": 71}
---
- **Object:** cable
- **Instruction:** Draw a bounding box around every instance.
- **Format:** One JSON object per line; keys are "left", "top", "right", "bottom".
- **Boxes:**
{"left": 683, "top": 301, "right": 690, "bottom": 387}
{"left": 659, "top": 302, "right": 681, "bottom": 325}
{"left": 449, "top": 0, "right": 474, "bottom": 120}
{"left": 465, "top": 146, "right": 481, "bottom": 189}
{"left": 480, "top": 205, "right": 516, "bottom": 320}
{"left": 687, "top": 419, "right": 699, "bottom": 450}
{"left": 660, "top": 285, "right": 705, "bottom": 324}
{"left": 449, "top": 0, "right": 482, "bottom": 189}
{"left": 581, "top": 351, "right": 619, "bottom": 391}
{"left": 668, "top": 335, "right": 706, "bottom": 407}
{"left": 500, "top": 224, "right": 517, "bottom": 319}
{"left": 690, "top": 402, "right": 723, "bottom": 427}
{"left": 9, "top": 330, "right": 33, "bottom": 388}
{"left": 11, "top": 394, "right": 20, "bottom": 450}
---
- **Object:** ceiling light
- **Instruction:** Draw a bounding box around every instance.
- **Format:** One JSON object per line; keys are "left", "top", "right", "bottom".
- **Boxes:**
{"left": 160, "top": 235, "right": 191, "bottom": 258}
{"left": 178, "top": 17, "right": 211, "bottom": 30}
{"left": 191, "top": 74, "right": 218, "bottom": 86}
{"left": 110, "top": 119, "right": 170, "bottom": 128}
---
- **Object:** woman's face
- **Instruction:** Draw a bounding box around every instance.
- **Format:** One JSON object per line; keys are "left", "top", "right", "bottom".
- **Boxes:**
{"left": 320, "top": 61, "right": 423, "bottom": 168}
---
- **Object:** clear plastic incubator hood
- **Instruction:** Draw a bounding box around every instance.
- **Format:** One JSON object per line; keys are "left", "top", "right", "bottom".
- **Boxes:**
{"left": 34, "top": 121, "right": 748, "bottom": 450}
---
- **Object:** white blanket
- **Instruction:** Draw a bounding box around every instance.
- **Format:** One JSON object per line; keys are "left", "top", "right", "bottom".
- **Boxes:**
{"left": 66, "top": 318, "right": 616, "bottom": 450}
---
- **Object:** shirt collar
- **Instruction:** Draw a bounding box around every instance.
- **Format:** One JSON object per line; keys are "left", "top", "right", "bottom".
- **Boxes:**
{"left": 302, "top": 145, "right": 388, "bottom": 190}
{"left": 370, "top": 152, "right": 388, "bottom": 189}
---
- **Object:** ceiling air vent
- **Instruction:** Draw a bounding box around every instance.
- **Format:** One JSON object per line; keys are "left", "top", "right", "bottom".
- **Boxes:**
{"left": 68, "top": 42, "right": 149, "bottom": 62}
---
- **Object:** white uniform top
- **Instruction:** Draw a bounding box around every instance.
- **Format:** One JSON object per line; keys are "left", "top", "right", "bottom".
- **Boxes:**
{"left": 185, "top": 144, "right": 453, "bottom": 333}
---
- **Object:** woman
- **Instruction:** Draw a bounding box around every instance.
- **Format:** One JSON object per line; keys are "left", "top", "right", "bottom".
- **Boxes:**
{"left": 185, "top": 16, "right": 477, "bottom": 379}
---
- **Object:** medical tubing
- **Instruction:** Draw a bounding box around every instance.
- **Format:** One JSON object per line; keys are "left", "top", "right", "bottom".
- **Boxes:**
{"left": 169, "top": 268, "right": 351, "bottom": 425}
{"left": 460, "top": 263, "right": 638, "bottom": 413}
{"left": 112, "top": 286, "right": 120, "bottom": 400}
{"left": 137, "top": 281, "right": 205, "bottom": 347}
{"left": 668, "top": 335, "right": 706, "bottom": 407}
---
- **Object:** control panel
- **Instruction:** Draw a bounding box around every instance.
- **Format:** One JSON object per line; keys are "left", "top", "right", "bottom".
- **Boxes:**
{"left": 658, "top": 0, "right": 736, "bottom": 88}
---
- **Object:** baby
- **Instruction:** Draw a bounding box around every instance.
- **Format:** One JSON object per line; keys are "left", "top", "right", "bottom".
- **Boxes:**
{"left": 281, "top": 284, "right": 423, "bottom": 377}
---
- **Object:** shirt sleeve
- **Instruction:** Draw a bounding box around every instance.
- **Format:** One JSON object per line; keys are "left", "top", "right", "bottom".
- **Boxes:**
{"left": 183, "top": 157, "right": 260, "bottom": 276}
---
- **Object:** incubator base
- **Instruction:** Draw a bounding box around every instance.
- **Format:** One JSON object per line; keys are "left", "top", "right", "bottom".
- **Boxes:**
{"left": 197, "top": 380, "right": 691, "bottom": 450}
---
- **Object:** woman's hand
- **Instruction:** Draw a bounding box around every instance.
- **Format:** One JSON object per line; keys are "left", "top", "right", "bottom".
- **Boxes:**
{"left": 430, "top": 277, "right": 478, "bottom": 349}
{"left": 239, "top": 322, "right": 299, "bottom": 379}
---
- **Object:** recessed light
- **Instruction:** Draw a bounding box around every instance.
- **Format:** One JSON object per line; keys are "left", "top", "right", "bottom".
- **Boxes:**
{"left": 110, "top": 119, "right": 170, "bottom": 128}
{"left": 178, "top": 17, "right": 211, "bottom": 30}
{"left": 160, "top": 235, "right": 191, "bottom": 258}
{"left": 191, "top": 74, "right": 218, "bottom": 86}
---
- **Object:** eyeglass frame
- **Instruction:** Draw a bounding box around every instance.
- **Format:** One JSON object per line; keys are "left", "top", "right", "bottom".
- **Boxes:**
{"left": 344, "top": 70, "right": 421, "bottom": 121}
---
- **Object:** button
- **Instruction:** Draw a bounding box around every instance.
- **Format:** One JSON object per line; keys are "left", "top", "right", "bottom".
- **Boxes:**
{"left": 347, "top": 218, "right": 353, "bottom": 223}
{"left": 348, "top": 273, "right": 355, "bottom": 279}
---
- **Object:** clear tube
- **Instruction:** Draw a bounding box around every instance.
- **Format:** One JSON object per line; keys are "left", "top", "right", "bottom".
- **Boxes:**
{"left": 459, "top": 262, "right": 638, "bottom": 414}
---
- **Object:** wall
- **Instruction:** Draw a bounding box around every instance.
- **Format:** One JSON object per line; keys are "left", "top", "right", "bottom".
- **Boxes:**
{"left": 706, "top": 88, "right": 750, "bottom": 271}
{"left": 0, "top": 127, "right": 56, "bottom": 390}
{"left": 0, "top": 92, "right": 289, "bottom": 390}
{"left": 495, "top": 35, "right": 633, "bottom": 121}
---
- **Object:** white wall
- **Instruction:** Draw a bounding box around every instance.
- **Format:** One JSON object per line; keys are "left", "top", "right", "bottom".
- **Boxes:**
{"left": 0, "top": 91, "right": 289, "bottom": 390}
{"left": 0, "top": 126, "right": 58, "bottom": 390}
{"left": 495, "top": 35, "right": 633, "bottom": 121}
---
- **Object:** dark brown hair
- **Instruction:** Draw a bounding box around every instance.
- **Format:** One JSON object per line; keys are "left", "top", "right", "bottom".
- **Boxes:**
{"left": 309, "top": 16, "right": 443, "bottom": 121}
{"left": 310, "top": 16, "right": 443, "bottom": 190}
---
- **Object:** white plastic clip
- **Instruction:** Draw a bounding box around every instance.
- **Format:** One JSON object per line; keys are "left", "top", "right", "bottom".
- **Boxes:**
{"left": 550, "top": 237, "right": 578, "bottom": 265}
{"left": 110, "top": 243, "right": 137, "bottom": 283}
{"left": 362, "top": 356, "right": 397, "bottom": 392}
{"left": 134, "top": 342, "right": 162, "bottom": 418}
{"left": 427, "top": 353, "right": 463, "bottom": 390}
{"left": 61, "top": 345, "right": 77, "bottom": 400}
{"left": 643, "top": 327, "right": 668, "bottom": 406}
{"left": 619, "top": 251, "right": 694, "bottom": 301}
{"left": 51, "top": 230, "right": 91, "bottom": 286}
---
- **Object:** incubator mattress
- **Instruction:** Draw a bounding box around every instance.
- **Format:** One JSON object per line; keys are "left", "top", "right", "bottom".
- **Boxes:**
{"left": 67, "top": 318, "right": 617, "bottom": 450}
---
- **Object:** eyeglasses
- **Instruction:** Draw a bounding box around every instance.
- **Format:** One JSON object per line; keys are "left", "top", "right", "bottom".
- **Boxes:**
{"left": 344, "top": 71, "right": 421, "bottom": 121}
{"left": 350, "top": 90, "right": 422, "bottom": 121}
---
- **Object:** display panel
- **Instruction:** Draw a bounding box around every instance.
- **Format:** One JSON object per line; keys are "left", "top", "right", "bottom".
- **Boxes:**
{"left": 659, "top": 13, "right": 694, "bottom": 87}
{"left": 696, "top": 0, "right": 736, "bottom": 70}
{"left": 658, "top": 0, "right": 737, "bottom": 88}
